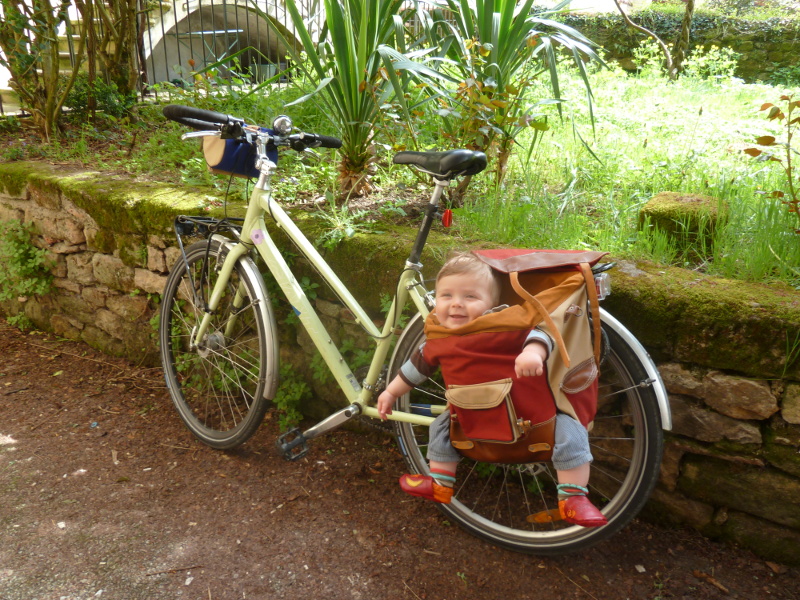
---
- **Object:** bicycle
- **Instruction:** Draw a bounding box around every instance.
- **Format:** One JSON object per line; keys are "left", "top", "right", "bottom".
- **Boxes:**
{"left": 159, "top": 104, "right": 672, "bottom": 556}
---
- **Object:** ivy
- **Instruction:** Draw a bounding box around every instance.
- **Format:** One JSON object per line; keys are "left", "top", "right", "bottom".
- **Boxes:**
{"left": 558, "top": 9, "right": 800, "bottom": 57}
{"left": 0, "top": 220, "right": 53, "bottom": 303}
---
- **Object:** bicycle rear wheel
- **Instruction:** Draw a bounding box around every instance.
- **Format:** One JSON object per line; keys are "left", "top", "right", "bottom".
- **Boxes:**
{"left": 160, "top": 238, "right": 278, "bottom": 449}
{"left": 391, "top": 312, "right": 664, "bottom": 555}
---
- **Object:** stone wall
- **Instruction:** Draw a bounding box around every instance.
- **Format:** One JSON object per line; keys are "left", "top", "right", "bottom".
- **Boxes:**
{"left": 1, "top": 162, "right": 799, "bottom": 565}
{"left": 559, "top": 11, "right": 800, "bottom": 83}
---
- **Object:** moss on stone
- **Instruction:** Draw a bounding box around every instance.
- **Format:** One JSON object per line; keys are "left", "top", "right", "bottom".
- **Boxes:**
{"left": 269, "top": 212, "right": 470, "bottom": 314}
{"left": 0, "top": 161, "right": 36, "bottom": 196}
{"left": 0, "top": 162, "right": 237, "bottom": 239}
{"left": 89, "top": 228, "right": 116, "bottom": 254}
{"left": 640, "top": 192, "right": 725, "bottom": 232}
{"left": 762, "top": 440, "right": 800, "bottom": 478}
{"left": 678, "top": 454, "right": 800, "bottom": 529}
{"left": 718, "top": 511, "right": 800, "bottom": 566}
{"left": 639, "top": 192, "right": 726, "bottom": 259}
{"left": 711, "top": 439, "right": 762, "bottom": 457}
{"left": 116, "top": 234, "right": 148, "bottom": 268}
{"left": 603, "top": 260, "right": 800, "bottom": 378}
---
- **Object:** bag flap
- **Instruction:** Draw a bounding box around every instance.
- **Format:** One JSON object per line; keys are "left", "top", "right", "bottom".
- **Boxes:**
{"left": 473, "top": 249, "right": 608, "bottom": 274}
{"left": 203, "top": 136, "right": 227, "bottom": 167}
{"left": 445, "top": 378, "right": 513, "bottom": 409}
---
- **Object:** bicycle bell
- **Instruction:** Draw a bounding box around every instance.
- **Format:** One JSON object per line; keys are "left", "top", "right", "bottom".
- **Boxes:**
{"left": 272, "top": 115, "right": 293, "bottom": 135}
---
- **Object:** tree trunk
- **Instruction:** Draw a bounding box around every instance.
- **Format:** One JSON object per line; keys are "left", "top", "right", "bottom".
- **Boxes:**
{"left": 0, "top": 0, "right": 86, "bottom": 140}
{"left": 96, "top": 0, "right": 140, "bottom": 94}
{"left": 670, "top": 0, "right": 696, "bottom": 78}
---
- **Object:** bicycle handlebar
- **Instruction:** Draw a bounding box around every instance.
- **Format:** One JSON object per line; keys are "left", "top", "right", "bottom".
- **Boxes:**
{"left": 162, "top": 104, "right": 342, "bottom": 151}
{"left": 163, "top": 104, "right": 244, "bottom": 131}
{"left": 286, "top": 132, "right": 342, "bottom": 150}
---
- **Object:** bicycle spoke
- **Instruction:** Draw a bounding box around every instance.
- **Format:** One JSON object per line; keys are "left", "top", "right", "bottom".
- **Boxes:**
{"left": 161, "top": 240, "right": 276, "bottom": 449}
{"left": 392, "top": 314, "right": 664, "bottom": 554}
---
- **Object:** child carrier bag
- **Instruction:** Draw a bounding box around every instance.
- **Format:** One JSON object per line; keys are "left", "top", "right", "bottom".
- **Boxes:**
{"left": 425, "top": 249, "right": 608, "bottom": 464}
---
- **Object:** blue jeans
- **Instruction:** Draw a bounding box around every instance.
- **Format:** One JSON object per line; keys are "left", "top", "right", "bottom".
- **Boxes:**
{"left": 426, "top": 411, "right": 592, "bottom": 470}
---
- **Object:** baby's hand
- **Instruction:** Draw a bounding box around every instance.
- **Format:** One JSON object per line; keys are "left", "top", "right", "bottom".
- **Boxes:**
{"left": 377, "top": 390, "right": 396, "bottom": 420}
{"left": 515, "top": 343, "right": 547, "bottom": 378}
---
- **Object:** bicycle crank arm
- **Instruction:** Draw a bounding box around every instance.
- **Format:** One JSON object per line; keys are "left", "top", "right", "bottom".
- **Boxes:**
{"left": 276, "top": 403, "right": 362, "bottom": 461}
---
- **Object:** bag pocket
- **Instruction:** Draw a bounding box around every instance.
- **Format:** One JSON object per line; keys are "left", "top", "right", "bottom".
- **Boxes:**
{"left": 445, "top": 378, "right": 519, "bottom": 443}
{"left": 560, "top": 357, "right": 599, "bottom": 427}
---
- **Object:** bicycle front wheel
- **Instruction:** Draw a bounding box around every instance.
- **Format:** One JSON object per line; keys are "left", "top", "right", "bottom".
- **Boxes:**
{"left": 391, "top": 312, "right": 664, "bottom": 555}
{"left": 160, "top": 238, "right": 278, "bottom": 449}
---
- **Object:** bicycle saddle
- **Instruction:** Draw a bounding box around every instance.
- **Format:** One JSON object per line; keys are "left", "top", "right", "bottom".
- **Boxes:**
{"left": 393, "top": 149, "right": 488, "bottom": 179}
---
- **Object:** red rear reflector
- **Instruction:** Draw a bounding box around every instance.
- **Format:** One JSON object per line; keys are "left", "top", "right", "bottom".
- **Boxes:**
{"left": 442, "top": 209, "right": 453, "bottom": 227}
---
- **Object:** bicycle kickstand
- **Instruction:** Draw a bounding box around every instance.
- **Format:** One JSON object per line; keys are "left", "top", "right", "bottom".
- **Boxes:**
{"left": 276, "top": 403, "right": 362, "bottom": 461}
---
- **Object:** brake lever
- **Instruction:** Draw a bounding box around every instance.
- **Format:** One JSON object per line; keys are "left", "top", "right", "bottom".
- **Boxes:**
{"left": 181, "top": 130, "right": 221, "bottom": 141}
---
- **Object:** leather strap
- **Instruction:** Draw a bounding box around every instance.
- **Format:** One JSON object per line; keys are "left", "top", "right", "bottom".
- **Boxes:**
{"left": 580, "top": 263, "right": 602, "bottom": 364}
{"left": 510, "top": 271, "right": 571, "bottom": 368}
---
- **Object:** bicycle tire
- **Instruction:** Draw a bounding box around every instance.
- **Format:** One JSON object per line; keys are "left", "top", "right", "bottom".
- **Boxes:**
{"left": 391, "top": 311, "right": 664, "bottom": 555}
{"left": 160, "top": 238, "right": 279, "bottom": 449}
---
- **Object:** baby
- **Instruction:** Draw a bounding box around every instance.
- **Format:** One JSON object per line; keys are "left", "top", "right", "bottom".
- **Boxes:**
{"left": 377, "top": 253, "right": 606, "bottom": 527}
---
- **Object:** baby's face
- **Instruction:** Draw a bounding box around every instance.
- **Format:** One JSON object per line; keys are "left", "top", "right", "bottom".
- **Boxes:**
{"left": 434, "top": 273, "right": 495, "bottom": 329}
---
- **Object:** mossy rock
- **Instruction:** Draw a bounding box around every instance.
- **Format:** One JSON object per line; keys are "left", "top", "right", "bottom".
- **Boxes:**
{"left": 639, "top": 191, "right": 726, "bottom": 257}
{"left": 678, "top": 453, "right": 800, "bottom": 529}
{"left": 717, "top": 510, "right": 800, "bottom": 566}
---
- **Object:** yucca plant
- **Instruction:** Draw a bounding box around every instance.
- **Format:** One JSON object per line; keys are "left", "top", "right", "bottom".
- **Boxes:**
{"left": 414, "top": 0, "right": 603, "bottom": 193}
{"left": 260, "top": 0, "right": 417, "bottom": 196}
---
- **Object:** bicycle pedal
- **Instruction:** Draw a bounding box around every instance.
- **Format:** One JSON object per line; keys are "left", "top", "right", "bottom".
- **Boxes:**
{"left": 276, "top": 428, "right": 309, "bottom": 461}
{"left": 527, "top": 508, "right": 563, "bottom": 524}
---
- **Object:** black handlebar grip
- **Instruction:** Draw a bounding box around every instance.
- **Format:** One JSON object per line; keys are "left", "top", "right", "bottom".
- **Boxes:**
{"left": 315, "top": 134, "right": 343, "bottom": 149}
{"left": 163, "top": 104, "right": 242, "bottom": 130}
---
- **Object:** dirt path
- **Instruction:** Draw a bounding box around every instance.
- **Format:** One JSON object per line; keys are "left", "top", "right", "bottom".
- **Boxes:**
{"left": 0, "top": 324, "right": 798, "bottom": 600}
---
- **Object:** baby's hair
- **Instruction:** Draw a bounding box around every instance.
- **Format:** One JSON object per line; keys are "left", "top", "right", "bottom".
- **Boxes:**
{"left": 436, "top": 252, "right": 501, "bottom": 305}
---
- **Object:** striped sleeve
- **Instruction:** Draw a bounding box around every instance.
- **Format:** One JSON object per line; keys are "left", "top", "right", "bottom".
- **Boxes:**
{"left": 524, "top": 328, "right": 554, "bottom": 358}
{"left": 398, "top": 342, "right": 436, "bottom": 387}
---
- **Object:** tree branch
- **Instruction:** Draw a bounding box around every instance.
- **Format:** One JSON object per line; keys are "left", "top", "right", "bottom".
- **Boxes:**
{"left": 611, "top": 0, "right": 675, "bottom": 79}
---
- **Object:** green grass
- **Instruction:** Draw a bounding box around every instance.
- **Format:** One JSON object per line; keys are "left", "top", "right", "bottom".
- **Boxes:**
{"left": 454, "top": 62, "right": 800, "bottom": 287}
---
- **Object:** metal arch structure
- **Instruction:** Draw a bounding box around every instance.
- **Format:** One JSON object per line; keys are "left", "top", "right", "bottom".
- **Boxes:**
{"left": 139, "top": 0, "right": 316, "bottom": 86}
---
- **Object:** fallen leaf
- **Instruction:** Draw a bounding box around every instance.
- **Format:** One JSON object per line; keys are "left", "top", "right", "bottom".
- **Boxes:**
{"left": 765, "top": 561, "right": 787, "bottom": 575}
{"left": 693, "top": 570, "right": 730, "bottom": 594}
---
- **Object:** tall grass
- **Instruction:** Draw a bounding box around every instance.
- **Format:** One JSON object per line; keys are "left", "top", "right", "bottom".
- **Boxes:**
{"left": 455, "top": 63, "right": 800, "bottom": 287}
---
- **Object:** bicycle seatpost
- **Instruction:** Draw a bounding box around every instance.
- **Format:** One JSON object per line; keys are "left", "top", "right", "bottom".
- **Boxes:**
{"left": 407, "top": 178, "right": 450, "bottom": 266}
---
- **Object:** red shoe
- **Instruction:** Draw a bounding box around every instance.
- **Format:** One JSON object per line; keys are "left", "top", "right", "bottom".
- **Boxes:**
{"left": 399, "top": 474, "right": 453, "bottom": 504}
{"left": 559, "top": 495, "right": 607, "bottom": 527}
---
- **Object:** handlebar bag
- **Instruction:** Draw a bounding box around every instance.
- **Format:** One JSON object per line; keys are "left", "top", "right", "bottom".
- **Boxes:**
{"left": 423, "top": 249, "right": 607, "bottom": 464}
{"left": 202, "top": 130, "right": 278, "bottom": 179}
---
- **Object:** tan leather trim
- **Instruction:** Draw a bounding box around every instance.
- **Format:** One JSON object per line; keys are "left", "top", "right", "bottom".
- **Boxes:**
{"left": 527, "top": 443, "right": 552, "bottom": 452}
{"left": 445, "top": 378, "right": 513, "bottom": 410}
{"left": 203, "top": 136, "right": 226, "bottom": 166}
{"left": 451, "top": 440, "right": 475, "bottom": 449}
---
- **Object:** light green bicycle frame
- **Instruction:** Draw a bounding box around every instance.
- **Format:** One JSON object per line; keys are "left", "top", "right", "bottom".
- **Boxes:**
{"left": 190, "top": 158, "right": 438, "bottom": 427}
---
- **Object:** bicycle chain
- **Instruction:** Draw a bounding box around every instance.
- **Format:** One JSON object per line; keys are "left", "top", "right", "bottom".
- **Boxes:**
{"left": 355, "top": 413, "right": 396, "bottom": 435}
